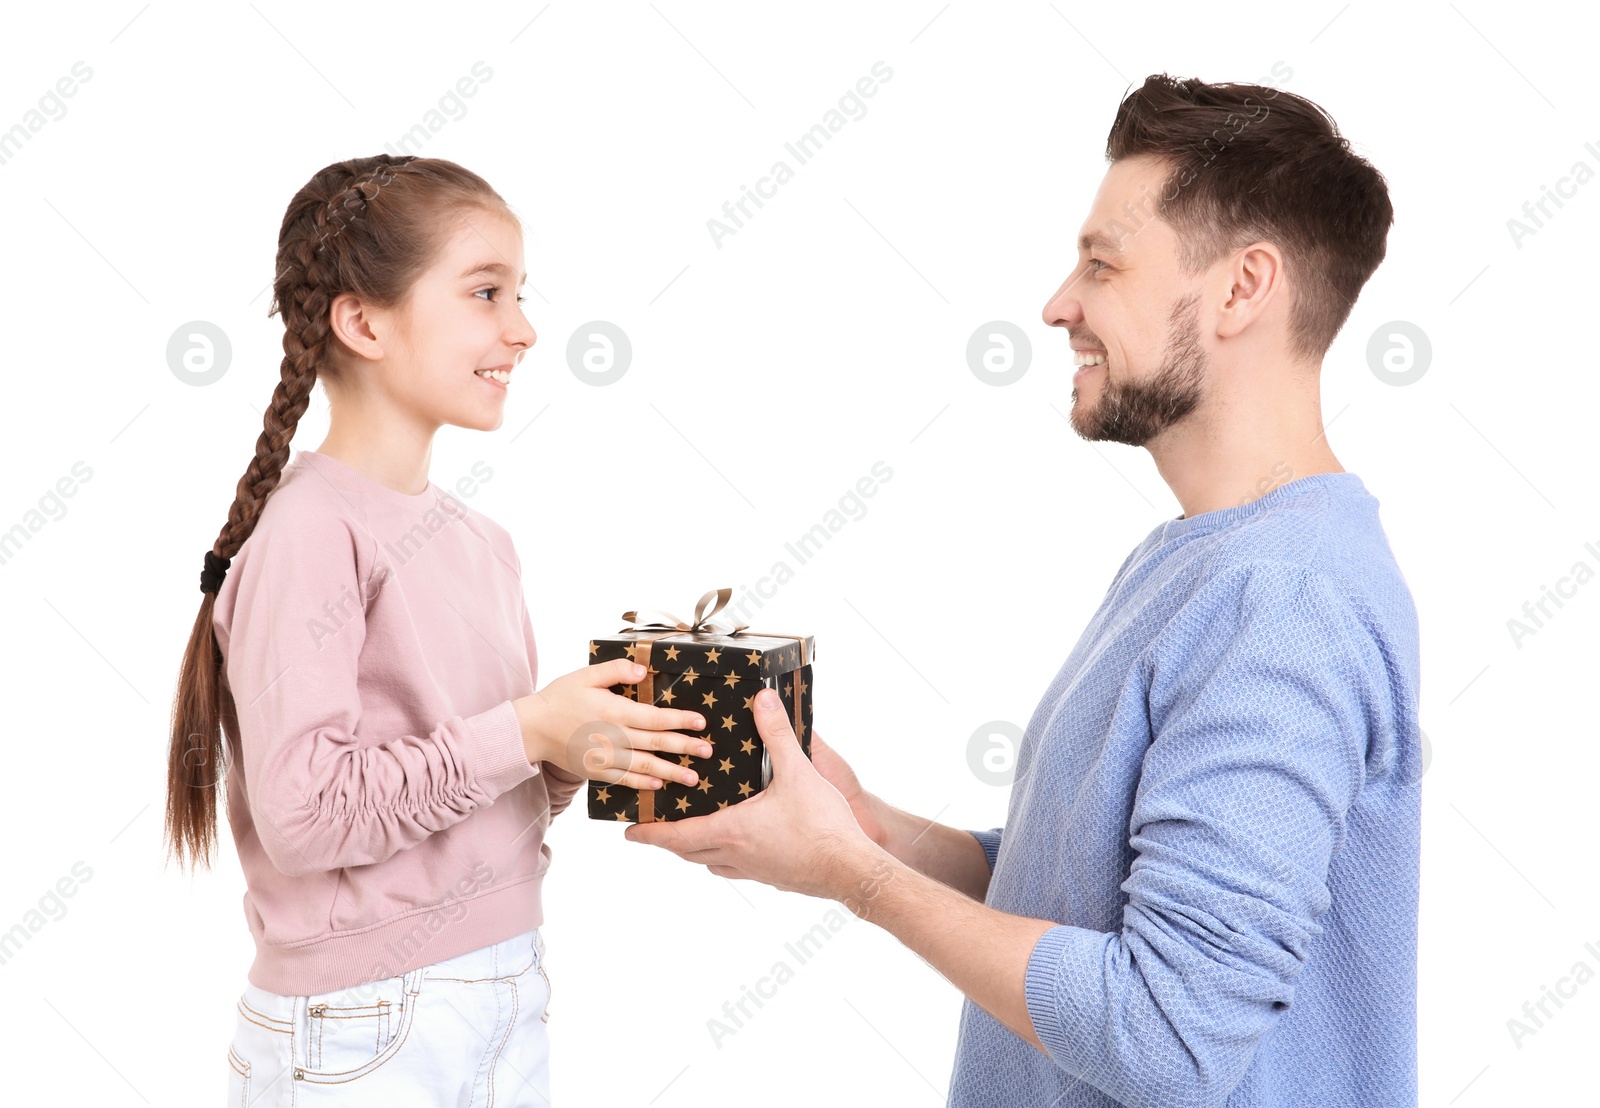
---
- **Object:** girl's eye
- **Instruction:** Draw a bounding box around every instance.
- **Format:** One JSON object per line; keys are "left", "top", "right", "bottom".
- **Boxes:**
{"left": 475, "top": 287, "right": 529, "bottom": 305}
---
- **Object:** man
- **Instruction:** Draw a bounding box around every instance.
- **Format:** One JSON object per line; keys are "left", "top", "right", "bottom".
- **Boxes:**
{"left": 626, "top": 73, "right": 1421, "bottom": 1108}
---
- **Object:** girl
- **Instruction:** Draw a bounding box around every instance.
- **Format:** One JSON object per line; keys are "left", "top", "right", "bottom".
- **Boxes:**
{"left": 164, "top": 154, "right": 714, "bottom": 1105}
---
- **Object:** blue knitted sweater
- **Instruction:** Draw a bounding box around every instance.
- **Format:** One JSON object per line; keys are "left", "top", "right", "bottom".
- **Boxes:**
{"left": 948, "top": 472, "right": 1422, "bottom": 1107}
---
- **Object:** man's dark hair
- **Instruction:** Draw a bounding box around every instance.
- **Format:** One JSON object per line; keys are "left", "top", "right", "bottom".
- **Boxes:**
{"left": 1106, "top": 73, "right": 1393, "bottom": 362}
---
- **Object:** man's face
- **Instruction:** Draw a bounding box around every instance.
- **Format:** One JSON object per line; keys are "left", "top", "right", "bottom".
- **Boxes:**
{"left": 1042, "top": 155, "right": 1209, "bottom": 447}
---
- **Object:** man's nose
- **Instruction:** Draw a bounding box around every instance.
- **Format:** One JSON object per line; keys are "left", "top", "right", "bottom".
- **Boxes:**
{"left": 1041, "top": 271, "right": 1083, "bottom": 329}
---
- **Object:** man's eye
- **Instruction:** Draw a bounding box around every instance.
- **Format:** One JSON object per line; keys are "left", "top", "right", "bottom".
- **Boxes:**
{"left": 1088, "top": 258, "right": 1110, "bottom": 272}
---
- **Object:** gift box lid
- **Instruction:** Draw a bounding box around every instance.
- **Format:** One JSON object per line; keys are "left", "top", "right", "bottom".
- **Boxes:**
{"left": 589, "top": 588, "right": 814, "bottom": 679}
{"left": 590, "top": 630, "right": 814, "bottom": 679}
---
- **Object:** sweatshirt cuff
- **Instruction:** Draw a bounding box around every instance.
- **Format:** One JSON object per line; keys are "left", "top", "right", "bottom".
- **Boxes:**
{"left": 465, "top": 699, "right": 540, "bottom": 796}
{"left": 968, "top": 827, "right": 1003, "bottom": 873}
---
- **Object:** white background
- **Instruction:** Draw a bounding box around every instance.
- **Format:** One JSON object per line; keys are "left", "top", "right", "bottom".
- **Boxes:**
{"left": 1, "top": 1, "right": 1596, "bottom": 1104}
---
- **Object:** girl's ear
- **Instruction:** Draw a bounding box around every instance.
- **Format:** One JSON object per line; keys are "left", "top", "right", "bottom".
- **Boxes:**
{"left": 328, "top": 291, "right": 389, "bottom": 363}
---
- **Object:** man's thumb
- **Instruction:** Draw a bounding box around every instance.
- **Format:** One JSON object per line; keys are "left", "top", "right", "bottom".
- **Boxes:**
{"left": 753, "top": 687, "right": 802, "bottom": 767}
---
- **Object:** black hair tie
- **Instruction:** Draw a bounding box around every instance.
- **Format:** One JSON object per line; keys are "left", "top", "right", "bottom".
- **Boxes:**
{"left": 200, "top": 550, "right": 231, "bottom": 595}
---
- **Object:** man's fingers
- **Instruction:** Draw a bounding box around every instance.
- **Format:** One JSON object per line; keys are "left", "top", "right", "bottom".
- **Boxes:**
{"left": 625, "top": 813, "right": 717, "bottom": 854}
{"left": 751, "top": 688, "right": 806, "bottom": 773}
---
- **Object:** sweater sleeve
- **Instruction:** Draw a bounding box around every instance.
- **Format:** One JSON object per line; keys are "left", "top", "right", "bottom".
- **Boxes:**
{"left": 968, "top": 828, "right": 1003, "bottom": 873}
{"left": 1021, "top": 565, "right": 1378, "bottom": 1108}
{"left": 227, "top": 504, "right": 541, "bottom": 879}
{"left": 516, "top": 588, "right": 584, "bottom": 820}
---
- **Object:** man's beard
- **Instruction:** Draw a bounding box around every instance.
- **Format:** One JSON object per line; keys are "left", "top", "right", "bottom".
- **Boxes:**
{"left": 1071, "top": 291, "right": 1207, "bottom": 447}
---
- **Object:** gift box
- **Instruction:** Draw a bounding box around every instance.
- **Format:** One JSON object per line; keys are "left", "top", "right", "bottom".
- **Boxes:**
{"left": 585, "top": 588, "right": 814, "bottom": 824}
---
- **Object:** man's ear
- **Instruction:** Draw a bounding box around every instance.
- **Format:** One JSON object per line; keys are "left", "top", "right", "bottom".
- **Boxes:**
{"left": 1215, "top": 241, "right": 1288, "bottom": 341}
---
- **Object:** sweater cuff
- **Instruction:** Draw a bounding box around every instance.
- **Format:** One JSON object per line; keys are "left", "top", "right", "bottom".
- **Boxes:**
{"left": 968, "top": 827, "right": 1003, "bottom": 873}
{"left": 1024, "top": 923, "right": 1103, "bottom": 1064}
{"left": 465, "top": 699, "right": 540, "bottom": 796}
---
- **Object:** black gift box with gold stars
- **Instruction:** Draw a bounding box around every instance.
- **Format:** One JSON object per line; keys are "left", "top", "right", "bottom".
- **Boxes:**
{"left": 585, "top": 599, "right": 814, "bottom": 823}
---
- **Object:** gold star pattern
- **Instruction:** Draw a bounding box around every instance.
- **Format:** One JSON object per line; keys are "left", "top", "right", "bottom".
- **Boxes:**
{"left": 586, "top": 640, "right": 813, "bottom": 824}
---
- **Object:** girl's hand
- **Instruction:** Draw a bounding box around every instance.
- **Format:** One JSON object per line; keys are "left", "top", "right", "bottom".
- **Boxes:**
{"left": 516, "top": 659, "right": 713, "bottom": 791}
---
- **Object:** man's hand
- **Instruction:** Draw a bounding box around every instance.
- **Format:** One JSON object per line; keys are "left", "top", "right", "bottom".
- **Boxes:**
{"left": 628, "top": 687, "right": 1049, "bottom": 1055}
{"left": 806, "top": 728, "right": 891, "bottom": 849}
{"left": 623, "top": 687, "right": 885, "bottom": 901}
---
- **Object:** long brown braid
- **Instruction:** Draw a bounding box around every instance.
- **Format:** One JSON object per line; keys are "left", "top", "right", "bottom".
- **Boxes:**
{"left": 164, "top": 154, "right": 520, "bottom": 871}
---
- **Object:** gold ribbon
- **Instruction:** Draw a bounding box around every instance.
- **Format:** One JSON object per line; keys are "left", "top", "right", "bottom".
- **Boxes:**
{"left": 616, "top": 588, "right": 811, "bottom": 823}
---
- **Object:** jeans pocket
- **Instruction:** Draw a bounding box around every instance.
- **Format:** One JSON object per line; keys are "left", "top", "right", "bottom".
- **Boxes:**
{"left": 231, "top": 988, "right": 292, "bottom": 1104}
{"left": 225, "top": 1042, "right": 249, "bottom": 1107}
{"left": 533, "top": 930, "right": 552, "bottom": 1024}
{"left": 297, "top": 970, "right": 420, "bottom": 1083}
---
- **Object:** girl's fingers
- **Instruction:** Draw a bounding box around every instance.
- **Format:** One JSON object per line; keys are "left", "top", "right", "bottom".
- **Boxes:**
{"left": 619, "top": 698, "right": 706, "bottom": 735}
{"left": 617, "top": 770, "right": 665, "bottom": 791}
{"left": 624, "top": 725, "right": 714, "bottom": 761}
{"left": 624, "top": 746, "right": 701, "bottom": 788}
{"left": 595, "top": 658, "right": 646, "bottom": 686}
{"left": 587, "top": 740, "right": 702, "bottom": 789}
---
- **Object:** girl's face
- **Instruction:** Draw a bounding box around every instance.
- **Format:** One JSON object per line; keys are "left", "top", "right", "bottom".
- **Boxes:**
{"left": 356, "top": 209, "right": 537, "bottom": 435}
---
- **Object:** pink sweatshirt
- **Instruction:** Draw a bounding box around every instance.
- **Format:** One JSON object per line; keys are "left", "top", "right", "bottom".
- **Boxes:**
{"left": 210, "top": 448, "right": 583, "bottom": 996}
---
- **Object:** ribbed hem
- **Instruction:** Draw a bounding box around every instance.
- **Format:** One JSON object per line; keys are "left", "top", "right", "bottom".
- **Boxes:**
{"left": 1023, "top": 924, "right": 1081, "bottom": 1061}
{"left": 968, "top": 828, "right": 1003, "bottom": 873}
{"left": 466, "top": 699, "right": 540, "bottom": 796}
{"left": 247, "top": 871, "right": 549, "bottom": 996}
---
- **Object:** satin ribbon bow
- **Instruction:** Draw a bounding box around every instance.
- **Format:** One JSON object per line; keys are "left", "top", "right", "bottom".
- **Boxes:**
{"left": 620, "top": 587, "right": 750, "bottom": 637}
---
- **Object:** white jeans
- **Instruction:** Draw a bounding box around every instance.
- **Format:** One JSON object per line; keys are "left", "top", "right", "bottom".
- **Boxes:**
{"left": 226, "top": 926, "right": 552, "bottom": 1106}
